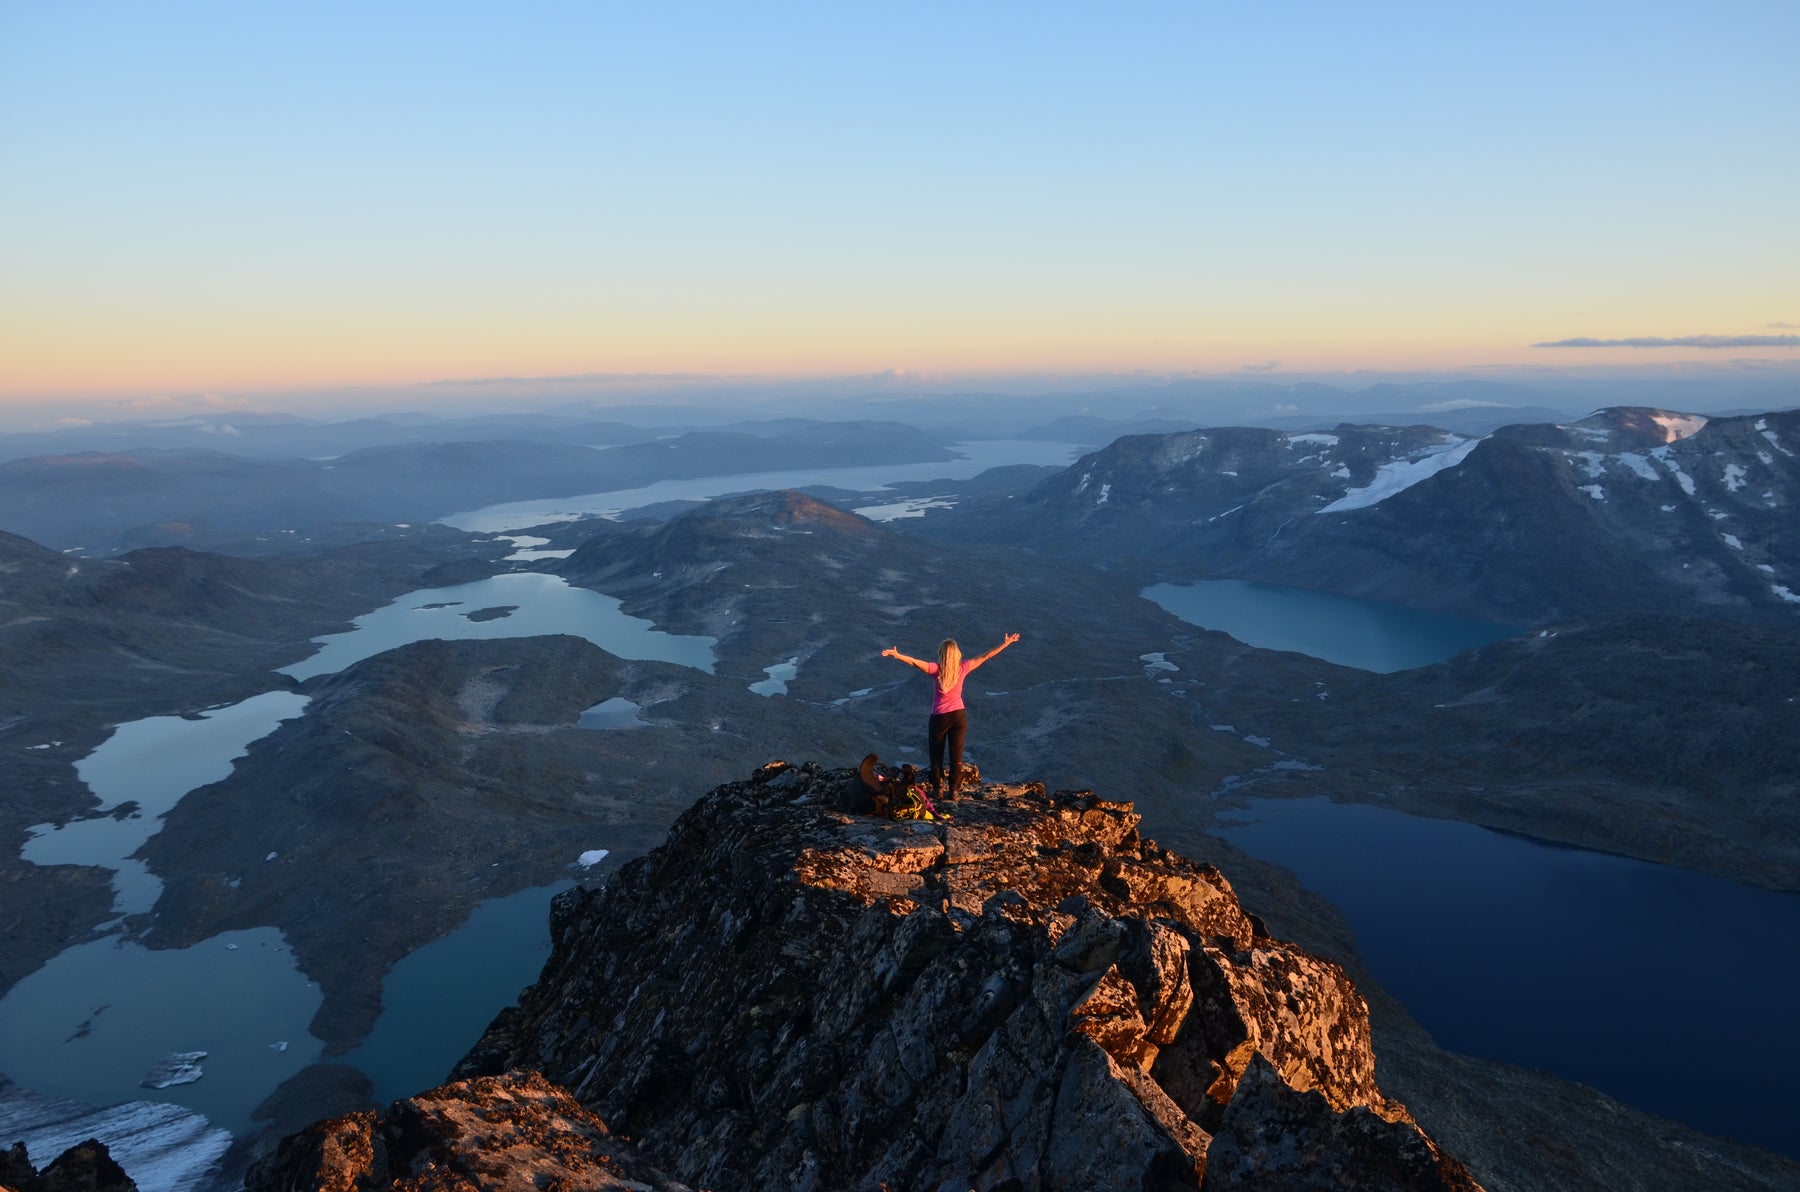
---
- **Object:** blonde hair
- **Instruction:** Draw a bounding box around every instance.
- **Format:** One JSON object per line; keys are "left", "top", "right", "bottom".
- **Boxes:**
{"left": 936, "top": 639, "right": 962, "bottom": 693}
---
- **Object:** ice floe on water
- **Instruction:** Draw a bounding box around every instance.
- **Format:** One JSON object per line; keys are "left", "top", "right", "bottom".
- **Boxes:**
{"left": 1317, "top": 437, "right": 1480, "bottom": 514}
{"left": 576, "top": 849, "right": 610, "bottom": 868}
{"left": 140, "top": 1052, "right": 206, "bottom": 1089}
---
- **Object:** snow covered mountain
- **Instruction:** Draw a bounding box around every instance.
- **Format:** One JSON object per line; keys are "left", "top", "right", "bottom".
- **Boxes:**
{"left": 917, "top": 407, "right": 1800, "bottom": 625}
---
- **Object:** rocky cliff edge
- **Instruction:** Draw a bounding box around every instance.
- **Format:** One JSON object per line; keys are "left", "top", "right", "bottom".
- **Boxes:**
{"left": 251, "top": 762, "right": 1483, "bottom": 1192}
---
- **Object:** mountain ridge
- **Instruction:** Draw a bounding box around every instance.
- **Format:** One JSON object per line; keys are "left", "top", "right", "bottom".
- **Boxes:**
{"left": 256, "top": 763, "right": 1485, "bottom": 1192}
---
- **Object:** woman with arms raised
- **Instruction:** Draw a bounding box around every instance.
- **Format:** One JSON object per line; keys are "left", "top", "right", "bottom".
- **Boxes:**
{"left": 880, "top": 633, "right": 1020, "bottom": 802}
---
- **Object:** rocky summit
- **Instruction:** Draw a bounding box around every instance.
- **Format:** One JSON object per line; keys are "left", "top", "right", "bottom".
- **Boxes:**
{"left": 253, "top": 762, "right": 1482, "bottom": 1191}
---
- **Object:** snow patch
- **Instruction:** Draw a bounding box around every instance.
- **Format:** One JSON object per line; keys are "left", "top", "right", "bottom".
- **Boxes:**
{"left": 1757, "top": 420, "right": 1793, "bottom": 456}
{"left": 1722, "top": 533, "right": 1743, "bottom": 550}
{"left": 1567, "top": 426, "right": 1613, "bottom": 442}
{"left": 1660, "top": 504, "right": 1676, "bottom": 512}
{"left": 1772, "top": 584, "right": 1800, "bottom": 605}
{"left": 1616, "top": 452, "right": 1660, "bottom": 481}
{"left": 1723, "top": 463, "right": 1748, "bottom": 492}
{"left": 1139, "top": 652, "right": 1180, "bottom": 674}
{"left": 1316, "top": 437, "right": 1480, "bottom": 514}
{"left": 1573, "top": 452, "right": 1606, "bottom": 479}
{"left": 576, "top": 849, "right": 610, "bottom": 868}
{"left": 1578, "top": 484, "right": 1606, "bottom": 501}
{"left": 1331, "top": 465, "right": 1351, "bottom": 479}
{"left": 1073, "top": 472, "right": 1091, "bottom": 494}
{"left": 1288, "top": 433, "right": 1339, "bottom": 446}
{"left": 1652, "top": 413, "right": 1708, "bottom": 442}
{"left": 1654, "top": 451, "right": 1697, "bottom": 496}
{"left": 1759, "top": 564, "right": 1776, "bottom": 574}
{"left": 1097, "top": 482, "right": 1111, "bottom": 505}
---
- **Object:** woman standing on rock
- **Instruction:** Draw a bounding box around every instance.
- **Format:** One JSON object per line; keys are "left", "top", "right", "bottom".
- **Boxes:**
{"left": 880, "top": 633, "right": 1020, "bottom": 801}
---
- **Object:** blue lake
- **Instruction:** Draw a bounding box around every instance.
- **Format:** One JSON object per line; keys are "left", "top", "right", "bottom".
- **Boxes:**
{"left": 279, "top": 571, "right": 717, "bottom": 681}
{"left": 10, "top": 568, "right": 717, "bottom": 1153}
{"left": 0, "top": 927, "right": 321, "bottom": 1136}
{"left": 347, "top": 883, "right": 572, "bottom": 1106}
{"left": 1217, "top": 797, "right": 1800, "bottom": 1158}
{"left": 441, "top": 439, "right": 1085, "bottom": 533}
{"left": 1144, "top": 579, "right": 1517, "bottom": 672}
{"left": 21, "top": 692, "right": 311, "bottom": 916}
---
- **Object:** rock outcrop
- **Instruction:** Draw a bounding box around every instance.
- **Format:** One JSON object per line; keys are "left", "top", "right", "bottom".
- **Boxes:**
{"left": 245, "top": 1071, "right": 687, "bottom": 1192}
{"left": 0, "top": 1139, "right": 137, "bottom": 1192}
{"left": 246, "top": 762, "right": 1480, "bottom": 1191}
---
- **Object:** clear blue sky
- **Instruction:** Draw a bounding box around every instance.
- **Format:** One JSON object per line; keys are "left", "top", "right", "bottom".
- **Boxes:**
{"left": 2, "top": 1, "right": 1795, "bottom": 400}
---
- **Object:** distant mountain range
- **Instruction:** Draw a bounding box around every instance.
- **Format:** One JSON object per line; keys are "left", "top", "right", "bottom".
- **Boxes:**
{"left": 918, "top": 406, "right": 1800, "bottom": 626}
{"left": 0, "top": 422, "right": 954, "bottom": 554}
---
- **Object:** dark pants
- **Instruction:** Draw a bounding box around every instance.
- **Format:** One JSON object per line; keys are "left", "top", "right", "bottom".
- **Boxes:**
{"left": 928, "top": 710, "right": 968, "bottom": 797}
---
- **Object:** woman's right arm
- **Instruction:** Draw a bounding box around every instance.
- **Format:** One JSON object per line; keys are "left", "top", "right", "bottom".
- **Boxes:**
{"left": 881, "top": 647, "right": 934, "bottom": 673}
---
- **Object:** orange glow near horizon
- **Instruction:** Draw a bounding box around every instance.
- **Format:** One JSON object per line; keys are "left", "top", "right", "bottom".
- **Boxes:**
{"left": 6, "top": 301, "right": 1796, "bottom": 402}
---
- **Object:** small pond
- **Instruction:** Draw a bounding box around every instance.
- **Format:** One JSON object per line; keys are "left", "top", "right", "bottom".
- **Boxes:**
{"left": 1217, "top": 796, "right": 1800, "bottom": 1158}
{"left": 1144, "top": 579, "right": 1517, "bottom": 672}
{"left": 579, "top": 697, "right": 649, "bottom": 729}
{"left": 749, "top": 658, "right": 798, "bottom": 697}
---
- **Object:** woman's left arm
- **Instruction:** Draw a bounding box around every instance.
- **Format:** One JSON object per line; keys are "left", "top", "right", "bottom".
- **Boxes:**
{"left": 970, "top": 632, "right": 1021, "bottom": 667}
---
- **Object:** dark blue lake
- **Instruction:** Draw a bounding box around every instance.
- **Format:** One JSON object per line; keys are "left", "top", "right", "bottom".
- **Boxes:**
{"left": 1144, "top": 579, "right": 1518, "bottom": 672}
{"left": 1217, "top": 797, "right": 1800, "bottom": 1158}
{"left": 347, "top": 882, "right": 572, "bottom": 1106}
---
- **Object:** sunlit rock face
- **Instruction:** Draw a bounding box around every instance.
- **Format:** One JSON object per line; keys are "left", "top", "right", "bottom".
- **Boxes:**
{"left": 245, "top": 1071, "right": 688, "bottom": 1192}
{"left": 376, "top": 761, "right": 1477, "bottom": 1192}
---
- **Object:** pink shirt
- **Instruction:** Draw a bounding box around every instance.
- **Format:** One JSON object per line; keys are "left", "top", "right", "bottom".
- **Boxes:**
{"left": 924, "top": 657, "right": 985, "bottom": 715}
